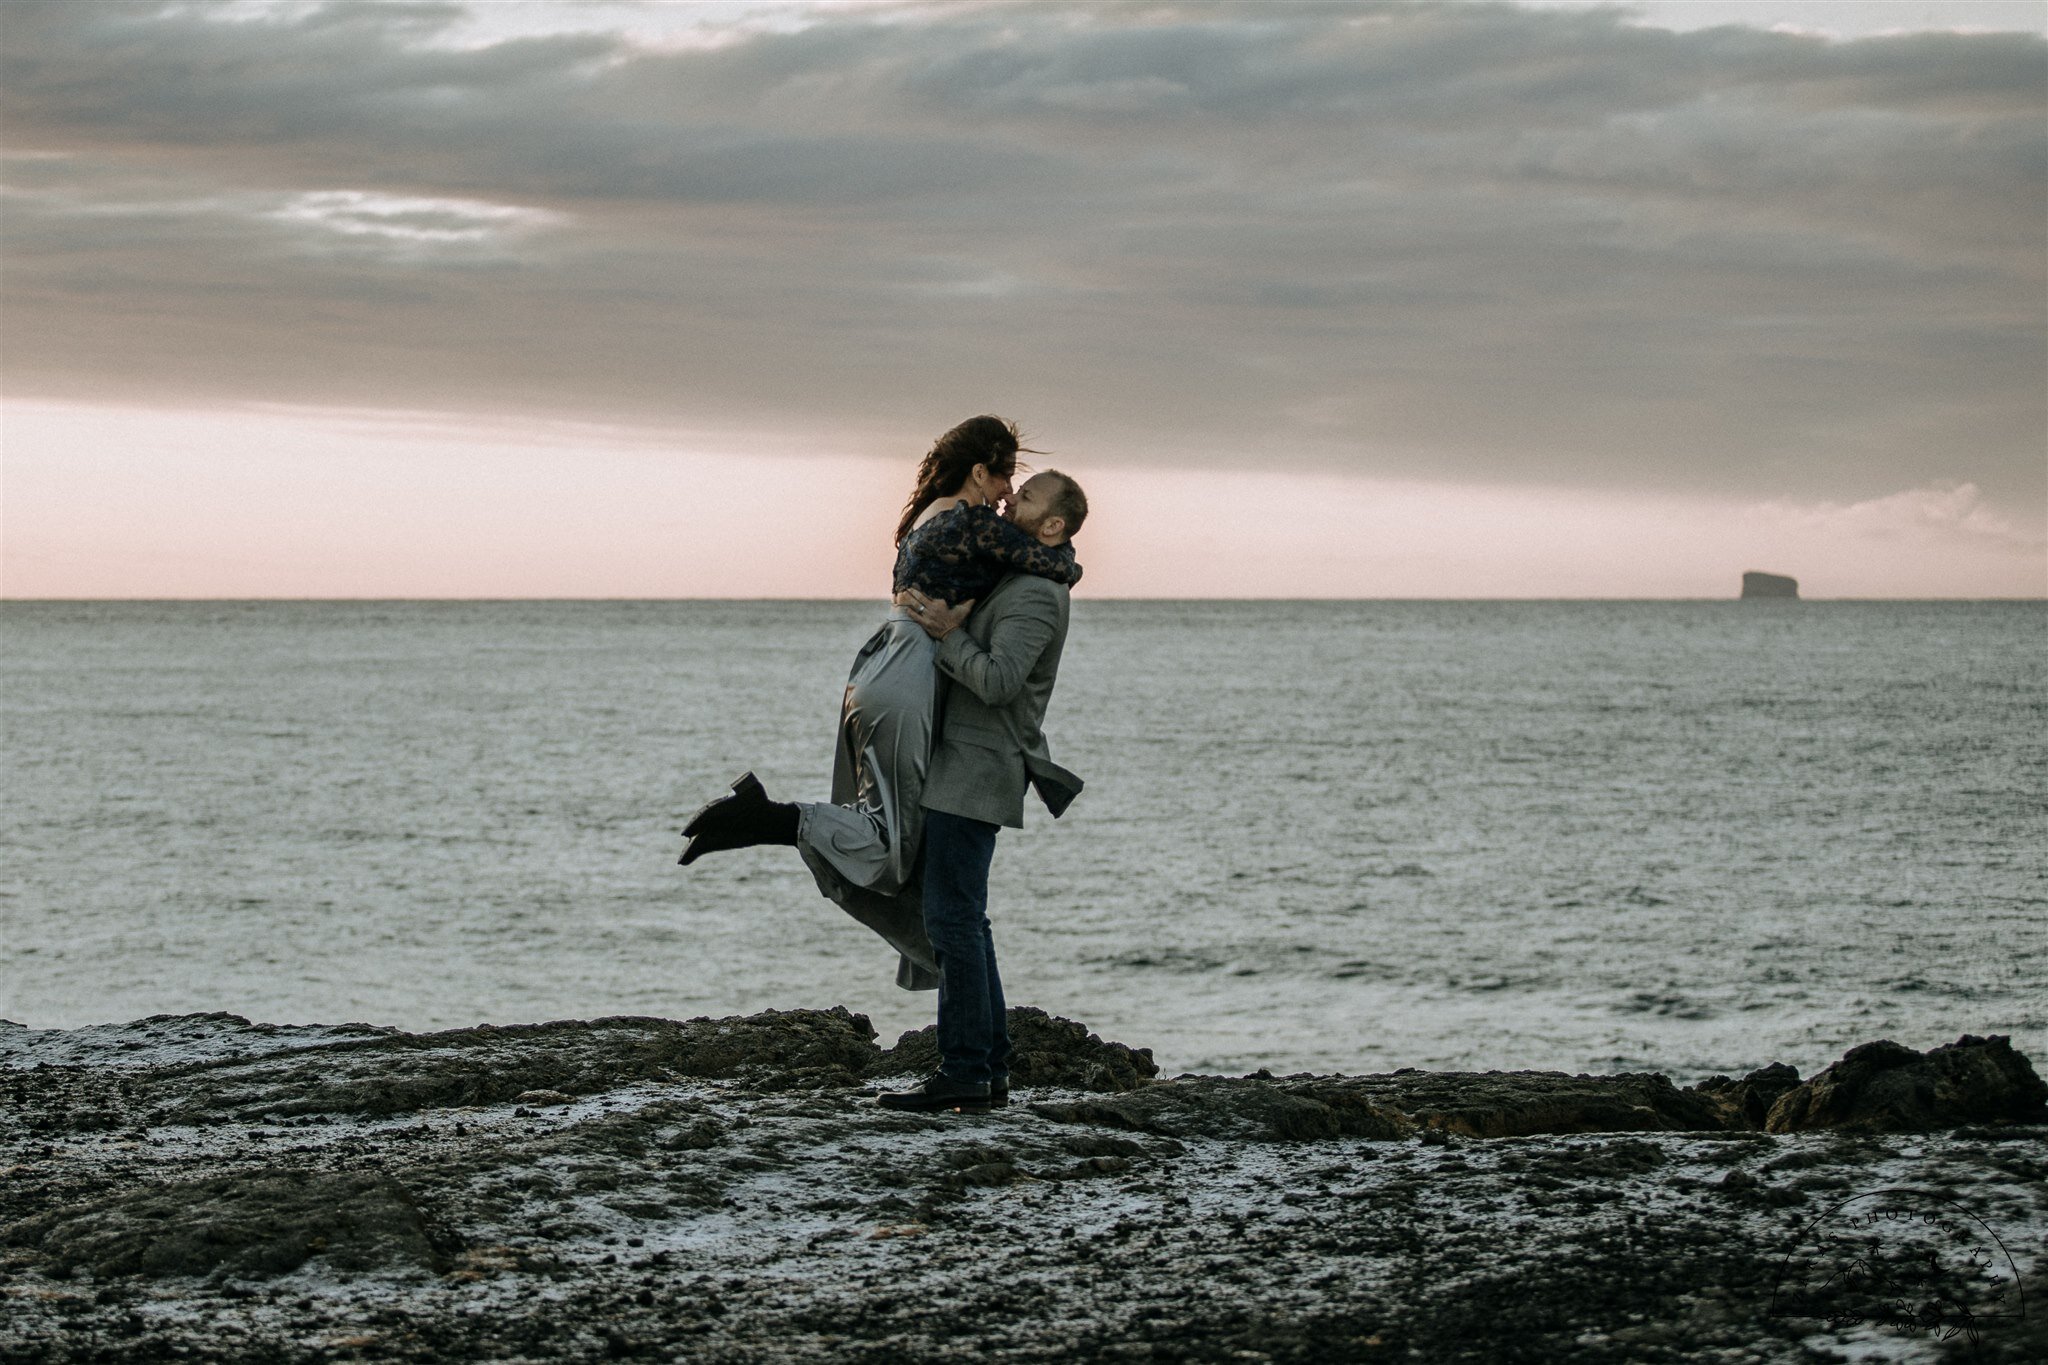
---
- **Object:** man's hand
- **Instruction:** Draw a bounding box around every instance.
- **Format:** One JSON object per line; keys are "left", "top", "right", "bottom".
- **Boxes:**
{"left": 896, "top": 589, "right": 972, "bottom": 640}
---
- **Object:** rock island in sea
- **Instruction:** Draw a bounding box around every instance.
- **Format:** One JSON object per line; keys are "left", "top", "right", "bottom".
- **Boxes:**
{"left": 3, "top": 1009, "right": 2044, "bottom": 1364}
{"left": 1741, "top": 571, "right": 1800, "bottom": 599}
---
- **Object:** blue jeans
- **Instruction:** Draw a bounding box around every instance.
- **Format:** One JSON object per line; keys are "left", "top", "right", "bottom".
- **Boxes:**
{"left": 921, "top": 809, "right": 1009, "bottom": 1086}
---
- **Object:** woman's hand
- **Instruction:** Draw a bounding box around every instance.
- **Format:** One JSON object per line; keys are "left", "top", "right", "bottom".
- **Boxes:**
{"left": 896, "top": 589, "right": 973, "bottom": 640}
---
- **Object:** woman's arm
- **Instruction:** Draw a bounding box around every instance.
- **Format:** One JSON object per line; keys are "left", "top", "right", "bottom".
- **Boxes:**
{"left": 954, "top": 505, "right": 1081, "bottom": 585}
{"left": 900, "top": 504, "right": 1081, "bottom": 606}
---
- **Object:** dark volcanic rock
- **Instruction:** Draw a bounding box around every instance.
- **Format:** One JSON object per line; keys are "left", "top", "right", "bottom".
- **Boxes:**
{"left": 1765, "top": 1034, "right": 2048, "bottom": 1133}
{"left": 1688, "top": 1062, "right": 1803, "bottom": 1129}
{"left": 875, "top": 1006, "right": 1158, "bottom": 1093}
{"left": 5, "top": 1170, "right": 449, "bottom": 1279}
{"left": 4, "top": 1012, "right": 2043, "bottom": 1365}
{"left": 1326, "top": 1068, "right": 1727, "bottom": 1137}
{"left": 155, "top": 1007, "right": 880, "bottom": 1122}
{"left": 1033, "top": 1075, "right": 1406, "bottom": 1141}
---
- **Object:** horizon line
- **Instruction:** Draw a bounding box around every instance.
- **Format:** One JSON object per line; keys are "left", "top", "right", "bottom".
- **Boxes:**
{"left": 3, "top": 596, "right": 2041, "bottom": 606}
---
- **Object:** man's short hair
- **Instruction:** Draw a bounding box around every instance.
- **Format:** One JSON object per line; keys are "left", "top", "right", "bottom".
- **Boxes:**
{"left": 1040, "top": 469, "right": 1088, "bottom": 540}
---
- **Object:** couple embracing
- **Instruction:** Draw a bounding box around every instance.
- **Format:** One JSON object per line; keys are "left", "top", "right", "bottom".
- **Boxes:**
{"left": 678, "top": 415, "right": 1089, "bottom": 1115}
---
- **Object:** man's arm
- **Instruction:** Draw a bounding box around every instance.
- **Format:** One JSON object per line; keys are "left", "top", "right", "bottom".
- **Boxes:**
{"left": 899, "top": 583, "right": 1059, "bottom": 708}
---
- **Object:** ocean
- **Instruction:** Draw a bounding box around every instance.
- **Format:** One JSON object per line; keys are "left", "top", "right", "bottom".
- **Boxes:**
{"left": 1, "top": 600, "right": 2041, "bottom": 1081}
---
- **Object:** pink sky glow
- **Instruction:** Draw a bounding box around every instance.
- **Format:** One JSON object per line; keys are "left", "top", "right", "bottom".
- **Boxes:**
{"left": 3, "top": 401, "right": 2037, "bottom": 599}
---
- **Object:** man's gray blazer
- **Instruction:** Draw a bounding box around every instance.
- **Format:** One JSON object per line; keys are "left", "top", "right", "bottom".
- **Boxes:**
{"left": 923, "top": 570, "right": 1084, "bottom": 829}
{"left": 832, "top": 570, "right": 1084, "bottom": 993}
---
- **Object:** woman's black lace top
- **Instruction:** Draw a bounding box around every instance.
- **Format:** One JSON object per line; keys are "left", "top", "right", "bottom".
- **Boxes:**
{"left": 893, "top": 502, "right": 1082, "bottom": 607}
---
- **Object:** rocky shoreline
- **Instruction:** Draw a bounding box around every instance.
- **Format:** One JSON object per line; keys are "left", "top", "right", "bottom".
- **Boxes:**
{"left": 3, "top": 1009, "right": 2043, "bottom": 1364}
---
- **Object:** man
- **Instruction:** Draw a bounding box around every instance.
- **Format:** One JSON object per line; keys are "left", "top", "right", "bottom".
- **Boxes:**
{"left": 876, "top": 469, "right": 1087, "bottom": 1114}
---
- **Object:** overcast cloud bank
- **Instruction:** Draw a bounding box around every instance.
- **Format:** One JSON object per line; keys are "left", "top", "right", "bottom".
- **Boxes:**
{"left": 2, "top": 0, "right": 2042, "bottom": 551}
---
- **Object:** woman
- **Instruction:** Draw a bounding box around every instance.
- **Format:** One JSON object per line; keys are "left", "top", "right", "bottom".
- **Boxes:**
{"left": 678, "top": 416, "right": 1081, "bottom": 987}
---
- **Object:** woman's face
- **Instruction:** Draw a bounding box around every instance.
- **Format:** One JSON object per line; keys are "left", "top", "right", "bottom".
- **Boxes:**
{"left": 972, "top": 461, "right": 1016, "bottom": 508}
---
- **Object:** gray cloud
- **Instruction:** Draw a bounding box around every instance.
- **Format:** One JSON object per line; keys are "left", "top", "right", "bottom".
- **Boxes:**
{"left": 1, "top": 0, "right": 2041, "bottom": 510}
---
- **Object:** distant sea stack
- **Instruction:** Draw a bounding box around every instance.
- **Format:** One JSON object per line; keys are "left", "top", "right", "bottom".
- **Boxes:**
{"left": 1741, "top": 571, "right": 1799, "bottom": 599}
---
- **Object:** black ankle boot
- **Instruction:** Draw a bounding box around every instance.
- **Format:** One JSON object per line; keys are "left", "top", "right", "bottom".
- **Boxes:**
{"left": 679, "top": 772, "right": 799, "bottom": 865}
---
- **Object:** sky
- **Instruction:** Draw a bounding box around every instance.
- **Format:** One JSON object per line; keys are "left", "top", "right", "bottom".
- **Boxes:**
{"left": 1, "top": 0, "right": 2042, "bottom": 598}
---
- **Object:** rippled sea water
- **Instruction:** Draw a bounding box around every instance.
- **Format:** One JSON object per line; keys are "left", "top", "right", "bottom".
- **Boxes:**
{"left": 2, "top": 600, "right": 2041, "bottom": 1080}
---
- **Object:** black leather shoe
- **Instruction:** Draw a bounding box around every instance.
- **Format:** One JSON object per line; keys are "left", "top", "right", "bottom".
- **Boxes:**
{"left": 876, "top": 1072, "right": 992, "bottom": 1114}
{"left": 679, "top": 772, "right": 780, "bottom": 865}
{"left": 991, "top": 1078, "right": 1011, "bottom": 1108}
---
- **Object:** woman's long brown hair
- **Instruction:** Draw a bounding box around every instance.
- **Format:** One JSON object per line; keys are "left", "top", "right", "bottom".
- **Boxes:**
{"left": 894, "top": 415, "right": 1030, "bottom": 545}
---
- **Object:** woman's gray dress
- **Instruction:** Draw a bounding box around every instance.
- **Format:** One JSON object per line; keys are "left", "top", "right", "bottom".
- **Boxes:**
{"left": 796, "top": 609, "right": 943, "bottom": 990}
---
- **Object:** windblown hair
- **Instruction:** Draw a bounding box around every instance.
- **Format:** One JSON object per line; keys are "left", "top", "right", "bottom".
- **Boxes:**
{"left": 1038, "top": 469, "right": 1088, "bottom": 540}
{"left": 895, "top": 415, "right": 1030, "bottom": 546}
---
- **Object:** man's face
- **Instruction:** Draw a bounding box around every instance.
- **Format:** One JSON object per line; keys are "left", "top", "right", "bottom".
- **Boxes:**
{"left": 1005, "top": 473, "right": 1059, "bottom": 537}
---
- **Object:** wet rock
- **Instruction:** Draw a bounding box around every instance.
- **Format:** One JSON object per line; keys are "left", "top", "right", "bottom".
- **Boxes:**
{"left": 1502, "top": 1136, "right": 1670, "bottom": 1181}
{"left": 513, "top": 1090, "right": 574, "bottom": 1106}
{"left": 874, "top": 1007, "right": 1158, "bottom": 1093}
{"left": 153, "top": 1007, "right": 880, "bottom": 1122}
{"left": 1765, "top": 1034, "right": 2048, "bottom": 1133}
{"left": 662, "top": 1119, "right": 724, "bottom": 1152}
{"left": 945, "top": 1163, "right": 1021, "bottom": 1189}
{"left": 1688, "top": 1062, "right": 1803, "bottom": 1129}
{"left": 5, "top": 1170, "right": 450, "bottom": 1279}
{"left": 1034, "top": 1076, "right": 1406, "bottom": 1142}
{"left": 3, "top": 1012, "right": 2042, "bottom": 1364}
{"left": 1057, "top": 1134, "right": 1152, "bottom": 1160}
{"left": 1321, "top": 1068, "right": 1726, "bottom": 1137}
